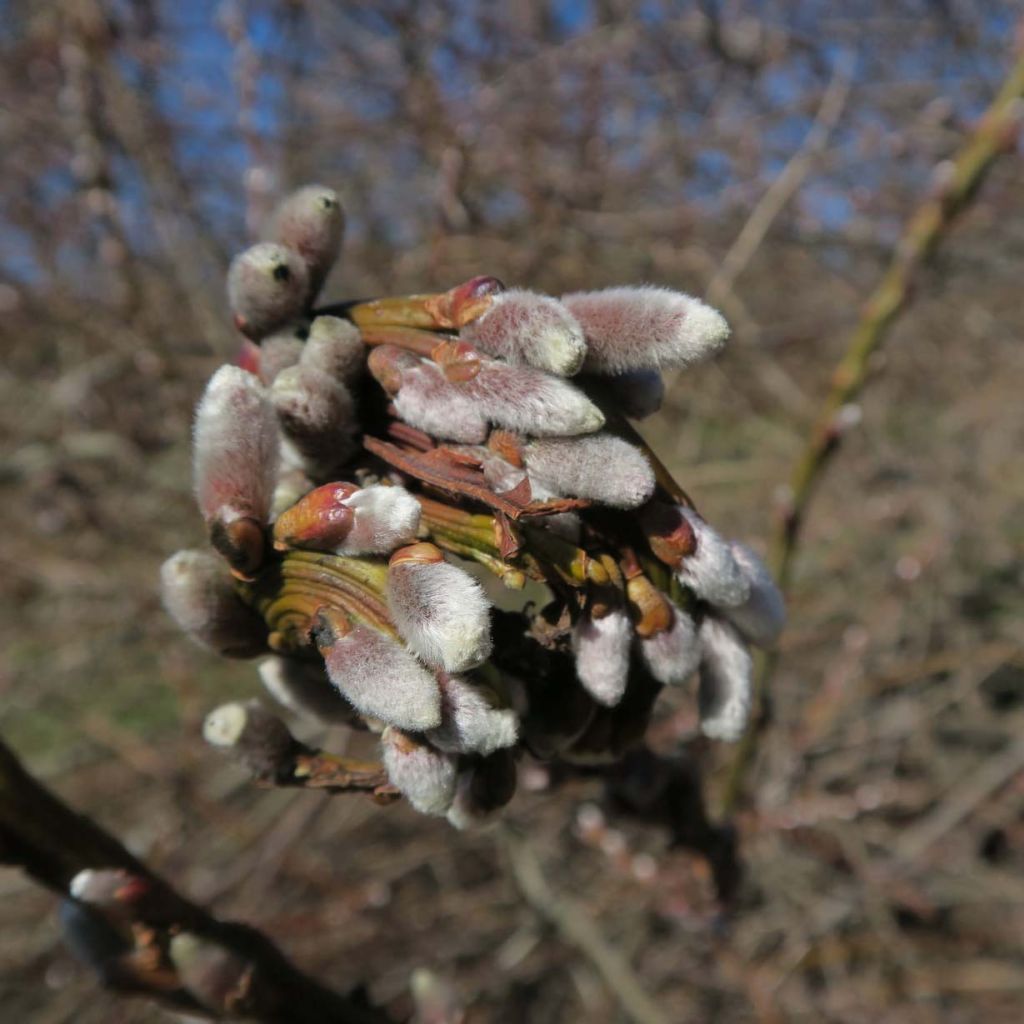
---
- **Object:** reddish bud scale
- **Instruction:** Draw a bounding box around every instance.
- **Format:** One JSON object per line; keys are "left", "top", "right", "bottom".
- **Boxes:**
{"left": 432, "top": 339, "right": 482, "bottom": 382}
{"left": 640, "top": 502, "right": 698, "bottom": 569}
{"left": 273, "top": 482, "right": 359, "bottom": 552}
{"left": 425, "top": 275, "right": 505, "bottom": 328}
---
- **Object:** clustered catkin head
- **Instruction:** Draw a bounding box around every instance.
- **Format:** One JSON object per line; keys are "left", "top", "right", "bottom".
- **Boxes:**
{"left": 162, "top": 183, "right": 785, "bottom": 828}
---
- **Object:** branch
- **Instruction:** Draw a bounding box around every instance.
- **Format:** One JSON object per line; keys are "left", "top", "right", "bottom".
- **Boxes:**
{"left": 0, "top": 736, "right": 391, "bottom": 1023}
{"left": 721, "top": 31, "right": 1024, "bottom": 814}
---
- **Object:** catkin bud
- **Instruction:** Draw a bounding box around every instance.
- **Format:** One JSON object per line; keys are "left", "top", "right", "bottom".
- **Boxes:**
{"left": 638, "top": 602, "right": 701, "bottom": 685}
{"left": 380, "top": 727, "right": 457, "bottom": 815}
{"left": 522, "top": 435, "right": 655, "bottom": 509}
{"left": 69, "top": 869, "right": 152, "bottom": 917}
{"left": 721, "top": 542, "right": 786, "bottom": 648}
{"left": 426, "top": 674, "right": 518, "bottom": 756}
{"left": 169, "top": 933, "right": 257, "bottom": 1015}
{"left": 387, "top": 544, "right": 492, "bottom": 672}
{"left": 161, "top": 550, "right": 268, "bottom": 658}
{"left": 697, "top": 617, "right": 752, "bottom": 741}
{"left": 203, "top": 699, "right": 297, "bottom": 781}
{"left": 563, "top": 286, "right": 730, "bottom": 374}
{"left": 193, "top": 365, "right": 279, "bottom": 578}
{"left": 340, "top": 484, "right": 422, "bottom": 555}
{"left": 273, "top": 481, "right": 358, "bottom": 551}
{"left": 369, "top": 346, "right": 489, "bottom": 444}
{"left": 313, "top": 608, "right": 442, "bottom": 731}
{"left": 572, "top": 608, "right": 633, "bottom": 707}
{"left": 674, "top": 508, "right": 750, "bottom": 608}
{"left": 270, "top": 363, "right": 358, "bottom": 476}
{"left": 258, "top": 327, "right": 306, "bottom": 385}
{"left": 228, "top": 242, "right": 309, "bottom": 340}
{"left": 303, "top": 316, "right": 365, "bottom": 385}
{"left": 268, "top": 184, "right": 344, "bottom": 301}
{"left": 446, "top": 750, "right": 517, "bottom": 830}
{"left": 257, "top": 656, "right": 360, "bottom": 726}
{"left": 460, "top": 289, "right": 587, "bottom": 376}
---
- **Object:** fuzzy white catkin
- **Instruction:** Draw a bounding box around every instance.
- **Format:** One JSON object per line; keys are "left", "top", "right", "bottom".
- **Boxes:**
{"left": 460, "top": 289, "right": 587, "bottom": 376}
{"left": 257, "top": 656, "right": 356, "bottom": 726}
{"left": 572, "top": 609, "right": 633, "bottom": 707}
{"left": 320, "top": 624, "right": 442, "bottom": 731}
{"left": 563, "top": 286, "right": 730, "bottom": 375}
{"left": 394, "top": 360, "right": 490, "bottom": 444}
{"left": 675, "top": 507, "right": 751, "bottom": 608}
{"left": 380, "top": 727, "right": 457, "bottom": 815}
{"left": 268, "top": 184, "right": 344, "bottom": 299}
{"left": 160, "top": 549, "right": 267, "bottom": 658}
{"left": 697, "top": 616, "right": 752, "bottom": 741}
{"left": 258, "top": 329, "right": 305, "bottom": 385}
{"left": 387, "top": 559, "right": 492, "bottom": 672}
{"left": 337, "top": 485, "right": 422, "bottom": 555}
{"left": 523, "top": 434, "right": 655, "bottom": 509}
{"left": 426, "top": 675, "right": 519, "bottom": 756}
{"left": 227, "top": 242, "right": 309, "bottom": 340}
{"left": 721, "top": 542, "right": 786, "bottom": 648}
{"left": 303, "top": 316, "right": 365, "bottom": 385}
{"left": 193, "top": 365, "right": 279, "bottom": 526}
{"left": 639, "top": 602, "right": 701, "bottom": 685}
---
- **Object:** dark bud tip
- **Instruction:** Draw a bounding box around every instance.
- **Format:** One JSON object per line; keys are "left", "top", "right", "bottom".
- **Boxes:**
{"left": 210, "top": 516, "right": 265, "bottom": 580}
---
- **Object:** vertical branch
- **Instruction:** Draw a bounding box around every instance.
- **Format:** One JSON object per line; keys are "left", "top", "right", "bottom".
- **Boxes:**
{"left": 721, "top": 32, "right": 1024, "bottom": 814}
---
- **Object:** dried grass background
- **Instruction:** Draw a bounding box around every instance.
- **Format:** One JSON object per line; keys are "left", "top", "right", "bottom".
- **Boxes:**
{"left": 1, "top": 2, "right": 1023, "bottom": 1021}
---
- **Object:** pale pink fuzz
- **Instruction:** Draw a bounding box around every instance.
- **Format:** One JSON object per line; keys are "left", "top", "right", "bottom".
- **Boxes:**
{"left": 304, "top": 316, "right": 365, "bottom": 385}
{"left": 319, "top": 624, "right": 442, "bottom": 732}
{"left": 461, "top": 289, "right": 586, "bottom": 376}
{"left": 268, "top": 184, "right": 344, "bottom": 300}
{"left": 675, "top": 507, "right": 750, "bottom": 608}
{"left": 270, "top": 363, "right": 358, "bottom": 475}
{"left": 523, "top": 434, "right": 655, "bottom": 509}
{"left": 257, "top": 656, "right": 358, "bottom": 726}
{"left": 722, "top": 542, "right": 786, "bottom": 648}
{"left": 638, "top": 603, "right": 700, "bottom": 685}
{"left": 460, "top": 361, "right": 605, "bottom": 437}
{"left": 426, "top": 675, "right": 518, "bottom": 756}
{"left": 563, "top": 286, "right": 730, "bottom": 374}
{"left": 572, "top": 608, "right": 633, "bottom": 707}
{"left": 393, "top": 359, "right": 490, "bottom": 443}
{"left": 380, "top": 727, "right": 457, "bottom": 816}
{"left": 193, "top": 365, "right": 279, "bottom": 528}
{"left": 258, "top": 328, "right": 305, "bottom": 385}
{"left": 606, "top": 369, "right": 664, "bottom": 419}
{"left": 697, "top": 616, "right": 752, "bottom": 741}
{"left": 338, "top": 485, "right": 421, "bottom": 554}
{"left": 388, "top": 560, "right": 492, "bottom": 671}
{"left": 160, "top": 550, "right": 267, "bottom": 658}
{"left": 227, "top": 242, "right": 309, "bottom": 340}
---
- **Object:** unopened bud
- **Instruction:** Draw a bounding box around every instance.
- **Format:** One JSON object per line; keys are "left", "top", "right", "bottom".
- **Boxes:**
{"left": 193, "top": 365, "right": 279, "bottom": 578}
{"left": 257, "top": 656, "right": 359, "bottom": 726}
{"left": 640, "top": 501, "right": 697, "bottom": 569}
{"left": 674, "top": 508, "right": 750, "bottom": 608}
{"left": 161, "top": 550, "right": 268, "bottom": 658}
{"left": 625, "top": 573, "right": 673, "bottom": 638}
{"left": 273, "top": 482, "right": 358, "bottom": 552}
{"left": 638, "top": 602, "right": 700, "bottom": 685}
{"left": 426, "top": 275, "right": 505, "bottom": 328}
{"left": 446, "top": 749, "right": 517, "bottom": 830}
{"left": 460, "top": 289, "right": 586, "bottom": 376}
{"left": 228, "top": 242, "right": 309, "bottom": 340}
{"left": 523, "top": 435, "right": 654, "bottom": 509}
{"left": 563, "top": 286, "right": 729, "bottom": 374}
{"left": 697, "top": 617, "right": 752, "bottom": 741}
{"left": 721, "top": 542, "right": 786, "bottom": 648}
{"left": 304, "top": 316, "right": 365, "bottom": 385}
{"left": 380, "top": 727, "right": 457, "bottom": 815}
{"left": 69, "top": 869, "right": 152, "bottom": 915}
{"left": 203, "top": 699, "right": 297, "bottom": 781}
{"left": 426, "top": 674, "right": 518, "bottom": 756}
{"left": 268, "top": 184, "right": 344, "bottom": 301}
{"left": 314, "top": 608, "right": 442, "bottom": 732}
{"left": 270, "top": 363, "right": 358, "bottom": 476}
{"left": 387, "top": 544, "right": 492, "bottom": 672}
{"left": 572, "top": 607, "right": 633, "bottom": 707}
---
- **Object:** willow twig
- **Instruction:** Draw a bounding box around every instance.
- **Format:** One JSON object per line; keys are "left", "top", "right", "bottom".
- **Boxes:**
{"left": 721, "top": 32, "right": 1024, "bottom": 814}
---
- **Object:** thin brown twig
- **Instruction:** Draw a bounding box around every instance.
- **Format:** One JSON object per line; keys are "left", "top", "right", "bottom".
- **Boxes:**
{"left": 721, "top": 30, "right": 1024, "bottom": 814}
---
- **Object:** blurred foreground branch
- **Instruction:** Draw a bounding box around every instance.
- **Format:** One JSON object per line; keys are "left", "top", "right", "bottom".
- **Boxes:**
{"left": 0, "top": 736, "right": 389, "bottom": 1023}
{"left": 723, "top": 28, "right": 1024, "bottom": 814}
